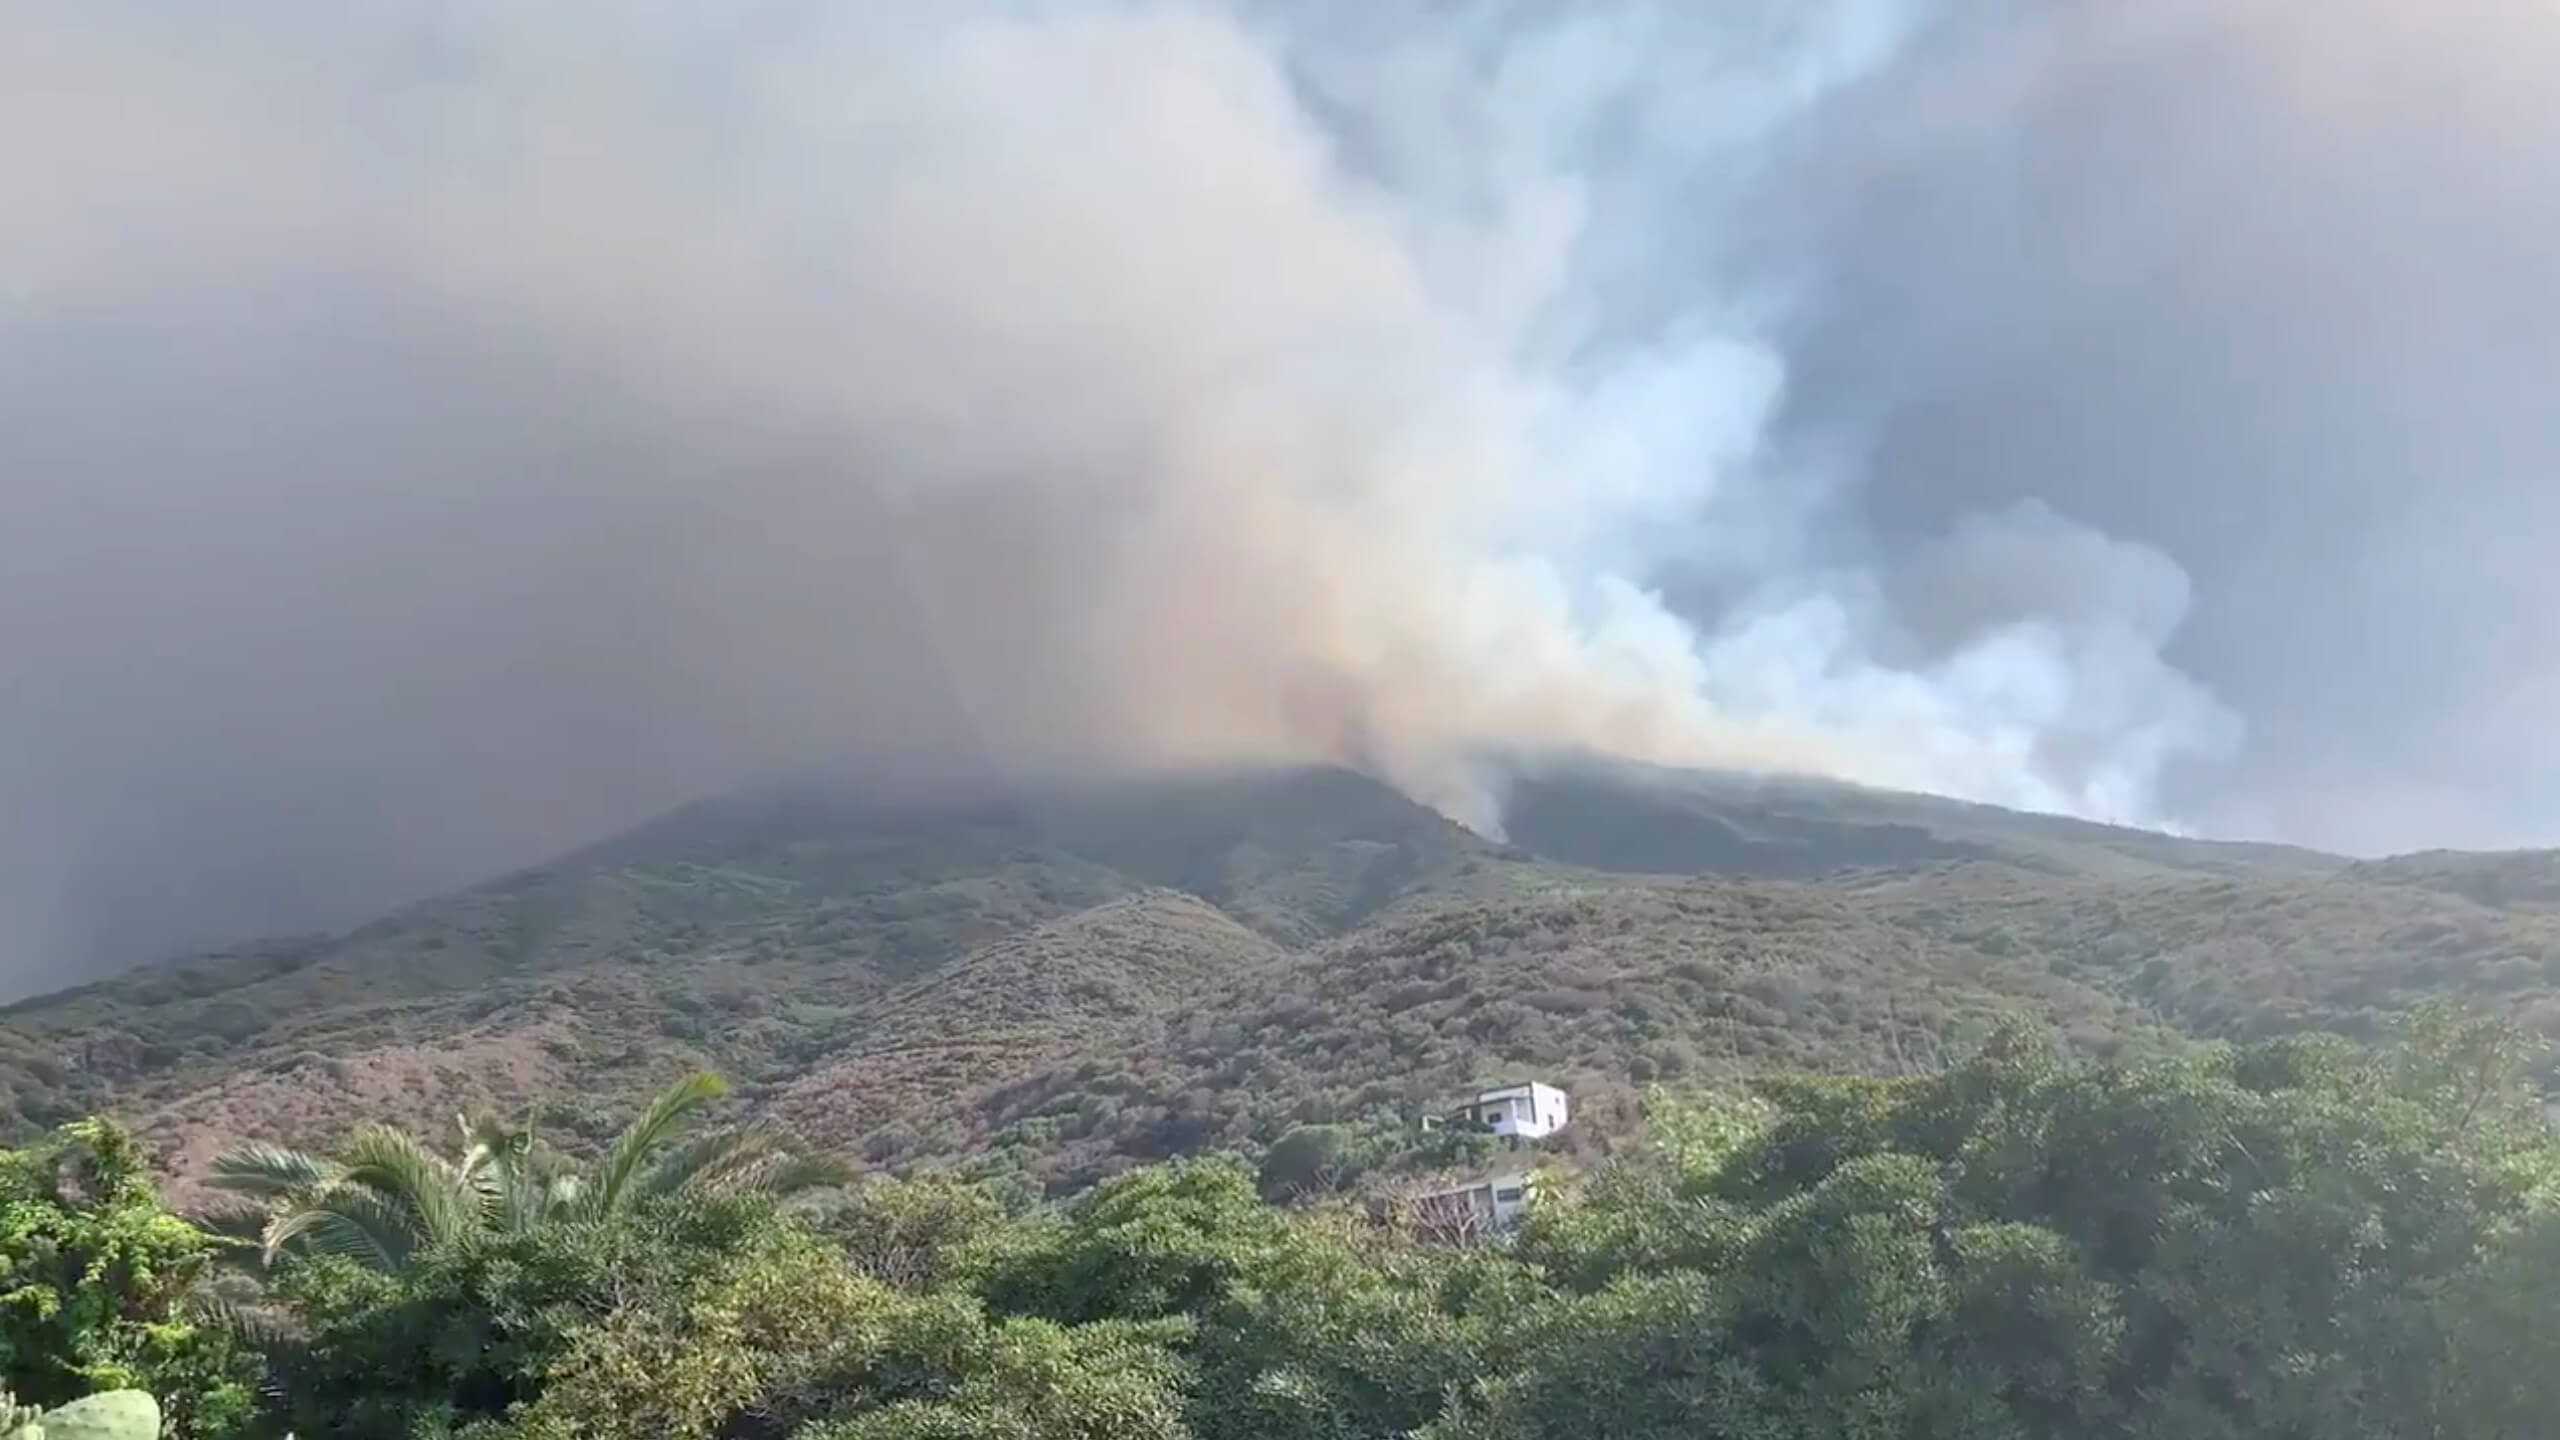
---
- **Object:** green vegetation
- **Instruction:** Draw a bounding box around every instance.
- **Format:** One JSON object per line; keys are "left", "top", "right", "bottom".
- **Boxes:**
{"left": 0, "top": 1122, "right": 258, "bottom": 1435}
{"left": 8, "top": 764, "right": 2560, "bottom": 1431}
{"left": 0, "top": 1388, "right": 163, "bottom": 1440}
{"left": 7, "top": 1013, "right": 2560, "bottom": 1435}
{"left": 7, "top": 765, "right": 2559, "bottom": 1208}
{"left": 205, "top": 1073, "right": 838, "bottom": 1274}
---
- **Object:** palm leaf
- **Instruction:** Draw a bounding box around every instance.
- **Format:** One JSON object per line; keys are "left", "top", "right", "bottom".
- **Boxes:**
{"left": 330, "top": 1124, "right": 477, "bottom": 1251}
{"left": 636, "top": 1125, "right": 779, "bottom": 1200}
{"left": 194, "top": 1211, "right": 272, "bottom": 1250}
{"left": 206, "top": 1142, "right": 339, "bottom": 1198}
{"left": 639, "top": 1123, "right": 849, "bottom": 1207}
{"left": 260, "top": 1188, "right": 424, "bottom": 1272}
{"left": 500, "top": 1143, "right": 585, "bottom": 1231}
{"left": 544, "top": 1173, "right": 588, "bottom": 1214}
{"left": 186, "top": 1286, "right": 300, "bottom": 1351}
{"left": 457, "top": 1114, "right": 546, "bottom": 1232}
{"left": 743, "top": 1150, "right": 854, "bottom": 1203}
{"left": 587, "top": 1073, "right": 730, "bottom": 1218}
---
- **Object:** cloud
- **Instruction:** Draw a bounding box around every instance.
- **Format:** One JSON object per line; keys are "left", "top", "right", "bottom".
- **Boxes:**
{"left": 4, "top": 0, "right": 2552, "bottom": 989}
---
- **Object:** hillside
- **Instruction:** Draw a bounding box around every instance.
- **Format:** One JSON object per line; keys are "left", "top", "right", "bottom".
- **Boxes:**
{"left": 2, "top": 762, "right": 2554, "bottom": 1199}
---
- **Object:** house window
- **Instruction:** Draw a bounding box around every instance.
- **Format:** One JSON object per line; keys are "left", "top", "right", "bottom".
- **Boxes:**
{"left": 1494, "top": 1187, "right": 1524, "bottom": 1203}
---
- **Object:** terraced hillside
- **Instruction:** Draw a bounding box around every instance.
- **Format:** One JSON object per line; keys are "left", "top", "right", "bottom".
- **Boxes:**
{"left": 3, "top": 761, "right": 2555, "bottom": 1201}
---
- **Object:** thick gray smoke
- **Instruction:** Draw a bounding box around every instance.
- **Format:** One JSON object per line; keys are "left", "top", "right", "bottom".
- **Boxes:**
{"left": 1759, "top": 0, "right": 2560, "bottom": 850}
{"left": 2, "top": 0, "right": 2555, "bottom": 991}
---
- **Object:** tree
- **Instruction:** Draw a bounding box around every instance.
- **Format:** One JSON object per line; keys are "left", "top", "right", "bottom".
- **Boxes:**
{"left": 207, "top": 1120, "right": 514, "bottom": 1275}
{"left": 62, "top": 1009, "right": 2560, "bottom": 1440}
{"left": 1256, "top": 1126, "right": 1358, "bottom": 1204}
{"left": 0, "top": 1119, "right": 261, "bottom": 1438}
{"left": 1430, "top": 1012, "right": 2560, "bottom": 1440}
{"left": 208, "top": 1072, "right": 838, "bottom": 1274}
{"left": 978, "top": 1159, "right": 1288, "bottom": 1325}
{"left": 816, "top": 1174, "right": 1005, "bottom": 1291}
{"left": 262, "top": 1189, "right": 809, "bottom": 1438}
{"left": 272, "top": 1183, "right": 1192, "bottom": 1440}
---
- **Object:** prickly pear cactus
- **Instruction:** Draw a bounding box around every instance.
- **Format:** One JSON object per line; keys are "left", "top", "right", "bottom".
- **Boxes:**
{"left": 28, "top": 1391, "right": 157, "bottom": 1440}
{"left": 0, "top": 1386, "right": 42, "bottom": 1439}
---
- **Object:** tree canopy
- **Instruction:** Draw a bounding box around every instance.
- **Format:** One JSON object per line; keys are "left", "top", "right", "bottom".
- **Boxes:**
{"left": 12, "top": 1015, "right": 2560, "bottom": 1437}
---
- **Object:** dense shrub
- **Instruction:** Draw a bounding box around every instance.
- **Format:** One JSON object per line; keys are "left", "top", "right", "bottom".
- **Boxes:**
{"left": 12, "top": 1013, "right": 2560, "bottom": 1437}
{"left": 0, "top": 1120, "right": 260, "bottom": 1438}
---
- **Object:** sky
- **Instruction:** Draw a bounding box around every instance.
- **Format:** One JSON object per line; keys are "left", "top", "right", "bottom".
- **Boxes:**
{"left": 4, "top": 0, "right": 2558, "bottom": 989}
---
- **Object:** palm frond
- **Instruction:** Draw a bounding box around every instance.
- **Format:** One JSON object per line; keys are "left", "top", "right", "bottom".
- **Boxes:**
{"left": 260, "top": 1188, "right": 423, "bottom": 1272}
{"left": 587, "top": 1073, "right": 730, "bottom": 1218}
{"left": 457, "top": 1115, "right": 546, "bottom": 1231}
{"left": 186, "top": 1287, "right": 301, "bottom": 1351}
{"left": 194, "top": 1212, "right": 271, "bottom": 1253}
{"left": 745, "top": 1151, "right": 855, "bottom": 1203}
{"left": 331, "top": 1124, "right": 477, "bottom": 1251}
{"left": 205, "top": 1142, "right": 339, "bottom": 1198}
{"left": 502, "top": 1145, "right": 585, "bottom": 1231}
{"left": 635, "top": 1125, "right": 779, "bottom": 1200}
{"left": 454, "top": 1112, "right": 491, "bottom": 1169}
{"left": 639, "top": 1123, "right": 850, "bottom": 1209}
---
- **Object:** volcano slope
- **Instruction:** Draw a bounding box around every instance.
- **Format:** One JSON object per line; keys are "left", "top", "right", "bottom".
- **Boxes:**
{"left": 4, "top": 763, "right": 2554, "bottom": 1199}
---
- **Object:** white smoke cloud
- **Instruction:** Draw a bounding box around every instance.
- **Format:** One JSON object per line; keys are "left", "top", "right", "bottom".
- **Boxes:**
{"left": 0, "top": 0, "right": 2244, "bottom": 981}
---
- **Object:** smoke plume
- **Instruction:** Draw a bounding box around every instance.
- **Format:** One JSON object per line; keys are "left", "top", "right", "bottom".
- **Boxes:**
{"left": 4, "top": 0, "right": 2556, "bottom": 989}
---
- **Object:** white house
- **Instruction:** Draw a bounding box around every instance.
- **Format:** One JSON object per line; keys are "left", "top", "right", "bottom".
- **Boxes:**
{"left": 1447, "top": 1081, "right": 1570, "bottom": 1140}
{"left": 1409, "top": 1170, "right": 1539, "bottom": 1233}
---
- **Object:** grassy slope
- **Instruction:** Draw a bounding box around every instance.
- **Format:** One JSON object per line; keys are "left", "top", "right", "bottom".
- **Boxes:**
{"left": 2, "top": 763, "right": 2553, "bottom": 1200}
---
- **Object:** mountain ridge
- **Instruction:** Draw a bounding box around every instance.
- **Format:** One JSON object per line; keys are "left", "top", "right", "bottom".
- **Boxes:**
{"left": 2, "top": 762, "right": 2553, "bottom": 1200}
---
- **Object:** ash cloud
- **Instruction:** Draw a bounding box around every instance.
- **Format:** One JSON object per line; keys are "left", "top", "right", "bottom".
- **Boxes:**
{"left": 1760, "top": 0, "right": 2560, "bottom": 851}
{"left": 0, "top": 0, "right": 2551, "bottom": 990}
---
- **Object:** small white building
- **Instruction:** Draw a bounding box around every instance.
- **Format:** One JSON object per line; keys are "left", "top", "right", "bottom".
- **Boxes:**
{"left": 1410, "top": 1170, "right": 1539, "bottom": 1233}
{"left": 1447, "top": 1081, "right": 1570, "bottom": 1140}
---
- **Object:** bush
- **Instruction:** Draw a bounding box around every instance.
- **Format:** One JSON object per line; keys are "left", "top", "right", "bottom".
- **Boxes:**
{"left": 10, "top": 1015, "right": 2560, "bottom": 1440}
{"left": 0, "top": 1120, "right": 260, "bottom": 1438}
{"left": 1255, "top": 1127, "right": 1358, "bottom": 1204}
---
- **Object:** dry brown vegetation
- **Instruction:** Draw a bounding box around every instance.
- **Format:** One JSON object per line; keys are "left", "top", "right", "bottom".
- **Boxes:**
{"left": 1, "top": 763, "right": 2553, "bottom": 1199}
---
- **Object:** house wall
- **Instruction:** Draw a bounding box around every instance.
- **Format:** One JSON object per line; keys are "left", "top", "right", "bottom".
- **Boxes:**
{"left": 1470, "top": 1083, "right": 1569, "bottom": 1139}
{"left": 1409, "top": 1172, "right": 1537, "bottom": 1232}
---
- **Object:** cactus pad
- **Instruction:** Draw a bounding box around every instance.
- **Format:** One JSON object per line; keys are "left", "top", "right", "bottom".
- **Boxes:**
{"left": 33, "top": 1391, "right": 157, "bottom": 1440}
